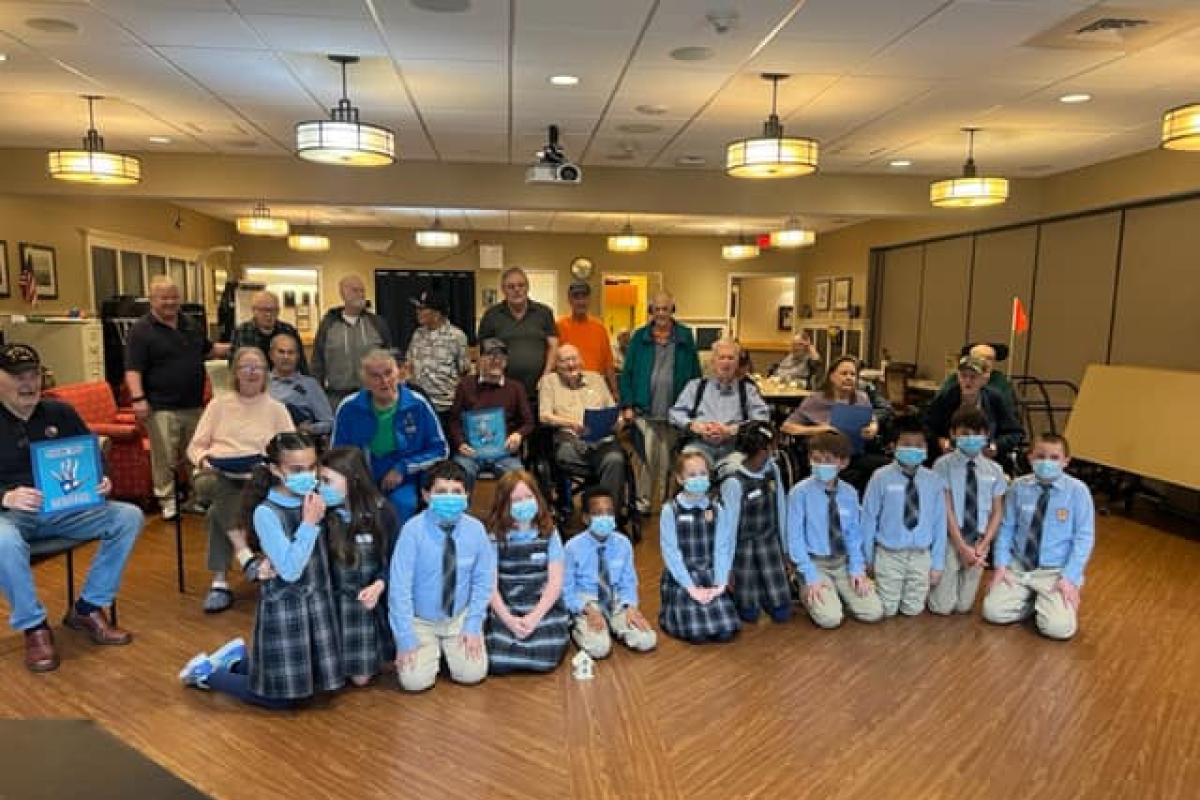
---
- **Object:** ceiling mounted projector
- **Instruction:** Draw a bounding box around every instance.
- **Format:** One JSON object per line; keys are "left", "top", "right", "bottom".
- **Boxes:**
{"left": 526, "top": 124, "right": 582, "bottom": 185}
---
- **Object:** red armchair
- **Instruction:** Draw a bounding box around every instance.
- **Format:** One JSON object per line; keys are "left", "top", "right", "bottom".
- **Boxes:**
{"left": 43, "top": 381, "right": 153, "bottom": 502}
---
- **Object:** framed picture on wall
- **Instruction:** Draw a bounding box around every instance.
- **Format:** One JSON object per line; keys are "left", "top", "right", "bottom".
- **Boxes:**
{"left": 19, "top": 242, "right": 58, "bottom": 299}
{"left": 0, "top": 240, "right": 9, "bottom": 297}
{"left": 833, "top": 277, "right": 852, "bottom": 311}
{"left": 815, "top": 279, "right": 831, "bottom": 311}
{"left": 777, "top": 305, "right": 794, "bottom": 331}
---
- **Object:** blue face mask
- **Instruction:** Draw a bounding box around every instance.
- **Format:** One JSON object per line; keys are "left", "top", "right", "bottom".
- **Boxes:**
{"left": 318, "top": 484, "right": 345, "bottom": 507}
{"left": 429, "top": 493, "right": 469, "bottom": 523}
{"left": 895, "top": 447, "right": 926, "bottom": 468}
{"left": 589, "top": 515, "right": 617, "bottom": 538}
{"left": 683, "top": 475, "right": 710, "bottom": 495}
{"left": 283, "top": 470, "right": 318, "bottom": 495}
{"left": 955, "top": 435, "right": 988, "bottom": 457}
{"left": 811, "top": 463, "right": 839, "bottom": 483}
{"left": 1032, "top": 459, "right": 1063, "bottom": 482}
{"left": 510, "top": 497, "right": 539, "bottom": 523}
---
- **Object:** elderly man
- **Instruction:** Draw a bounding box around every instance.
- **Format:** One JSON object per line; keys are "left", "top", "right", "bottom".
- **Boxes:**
{"left": 446, "top": 338, "right": 534, "bottom": 489}
{"left": 773, "top": 332, "right": 821, "bottom": 387}
{"left": 556, "top": 280, "right": 618, "bottom": 398}
{"left": 333, "top": 349, "right": 448, "bottom": 521}
{"left": 313, "top": 275, "right": 394, "bottom": 409}
{"left": 670, "top": 339, "right": 770, "bottom": 480}
{"left": 0, "top": 344, "right": 142, "bottom": 672}
{"left": 229, "top": 290, "right": 307, "bottom": 373}
{"left": 938, "top": 342, "right": 1016, "bottom": 408}
{"left": 619, "top": 291, "right": 701, "bottom": 512}
{"left": 405, "top": 289, "right": 469, "bottom": 431}
{"left": 268, "top": 331, "right": 334, "bottom": 437}
{"left": 477, "top": 266, "right": 558, "bottom": 403}
{"left": 125, "top": 275, "right": 229, "bottom": 520}
{"left": 925, "top": 354, "right": 1024, "bottom": 465}
{"left": 539, "top": 344, "right": 626, "bottom": 507}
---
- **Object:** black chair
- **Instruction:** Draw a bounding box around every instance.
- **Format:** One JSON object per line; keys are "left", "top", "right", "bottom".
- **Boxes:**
{"left": 528, "top": 426, "right": 641, "bottom": 543}
{"left": 29, "top": 537, "right": 119, "bottom": 626}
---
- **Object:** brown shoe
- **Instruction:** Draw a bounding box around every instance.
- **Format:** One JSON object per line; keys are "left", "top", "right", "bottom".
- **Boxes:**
{"left": 63, "top": 608, "right": 133, "bottom": 645}
{"left": 24, "top": 627, "right": 60, "bottom": 672}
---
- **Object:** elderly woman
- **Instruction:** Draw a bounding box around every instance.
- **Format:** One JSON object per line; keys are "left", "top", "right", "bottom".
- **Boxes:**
{"left": 188, "top": 346, "right": 294, "bottom": 613}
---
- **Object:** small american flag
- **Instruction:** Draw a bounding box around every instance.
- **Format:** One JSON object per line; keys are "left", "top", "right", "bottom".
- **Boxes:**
{"left": 19, "top": 254, "right": 38, "bottom": 306}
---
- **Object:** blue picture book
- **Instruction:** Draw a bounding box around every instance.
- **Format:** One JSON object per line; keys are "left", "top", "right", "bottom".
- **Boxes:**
{"left": 581, "top": 406, "right": 619, "bottom": 443}
{"left": 830, "top": 403, "right": 874, "bottom": 454}
{"left": 207, "top": 453, "right": 265, "bottom": 477}
{"left": 463, "top": 407, "right": 508, "bottom": 461}
{"left": 32, "top": 434, "right": 104, "bottom": 516}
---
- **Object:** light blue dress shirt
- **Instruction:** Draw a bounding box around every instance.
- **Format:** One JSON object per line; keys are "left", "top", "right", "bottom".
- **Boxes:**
{"left": 658, "top": 494, "right": 735, "bottom": 588}
{"left": 562, "top": 531, "right": 639, "bottom": 614}
{"left": 994, "top": 473, "right": 1095, "bottom": 585}
{"left": 861, "top": 463, "right": 948, "bottom": 570}
{"left": 932, "top": 450, "right": 1007, "bottom": 538}
{"left": 786, "top": 476, "right": 867, "bottom": 584}
{"left": 253, "top": 489, "right": 320, "bottom": 583}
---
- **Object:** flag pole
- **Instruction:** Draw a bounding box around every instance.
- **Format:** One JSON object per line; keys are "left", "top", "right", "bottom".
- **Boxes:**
{"left": 1008, "top": 296, "right": 1017, "bottom": 371}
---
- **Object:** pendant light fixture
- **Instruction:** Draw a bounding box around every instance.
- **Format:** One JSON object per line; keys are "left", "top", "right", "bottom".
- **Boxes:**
{"left": 415, "top": 212, "right": 460, "bottom": 249}
{"left": 930, "top": 128, "right": 1009, "bottom": 208}
{"left": 288, "top": 215, "right": 330, "bottom": 252}
{"left": 1161, "top": 103, "right": 1200, "bottom": 150}
{"left": 726, "top": 74, "right": 818, "bottom": 178}
{"left": 47, "top": 95, "right": 142, "bottom": 185}
{"left": 769, "top": 217, "right": 816, "bottom": 248}
{"left": 607, "top": 220, "right": 650, "bottom": 253}
{"left": 722, "top": 233, "right": 760, "bottom": 261}
{"left": 236, "top": 202, "right": 290, "bottom": 237}
{"left": 296, "top": 55, "right": 396, "bottom": 167}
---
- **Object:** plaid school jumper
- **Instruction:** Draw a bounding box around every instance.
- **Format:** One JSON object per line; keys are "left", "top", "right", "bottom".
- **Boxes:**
{"left": 729, "top": 470, "right": 792, "bottom": 613}
{"left": 487, "top": 536, "right": 570, "bottom": 674}
{"left": 331, "top": 532, "right": 396, "bottom": 678}
{"left": 658, "top": 500, "right": 741, "bottom": 641}
{"left": 250, "top": 501, "right": 345, "bottom": 700}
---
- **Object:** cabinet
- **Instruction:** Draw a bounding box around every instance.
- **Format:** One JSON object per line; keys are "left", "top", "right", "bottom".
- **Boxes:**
{"left": 4, "top": 319, "right": 105, "bottom": 385}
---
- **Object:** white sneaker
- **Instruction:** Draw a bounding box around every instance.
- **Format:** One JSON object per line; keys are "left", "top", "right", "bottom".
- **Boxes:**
{"left": 161, "top": 498, "right": 178, "bottom": 521}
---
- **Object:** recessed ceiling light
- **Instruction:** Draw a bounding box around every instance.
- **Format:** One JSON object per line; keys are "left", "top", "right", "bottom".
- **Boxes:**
{"left": 636, "top": 104, "right": 668, "bottom": 116}
{"left": 410, "top": 0, "right": 471, "bottom": 12}
{"left": 148, "top": 136, "right": 172, "bottom": 144}
{"left": 0, "top": 54, "right": 8, "bottom": 62}
{"left": 1059, "top": 92, "right": 1092, "bottom": 104}
{"left": 889, "top": 159, "right": 912, "bottom": 168}
{"left": 617, "top": 123, "right": 661, "bottom": 134}
{"left": 25, "top": 17, "right": 79, "bottom": 34}
{"left": 548, "top": 74, "right": 579, "bottom": 86}
{"left": 670, "top": 46, "right": 715, "bottom": 62}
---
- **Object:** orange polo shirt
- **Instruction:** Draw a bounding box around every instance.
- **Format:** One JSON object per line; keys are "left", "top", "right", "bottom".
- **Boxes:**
{"left": 556, "top": 315, "right": 614, "bottom": 376}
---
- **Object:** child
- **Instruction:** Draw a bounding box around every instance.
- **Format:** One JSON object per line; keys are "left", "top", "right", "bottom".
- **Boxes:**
{"left": 786, "top": 431, "right": 883, "bottom": 628}
{"left": 562, "top": 487, "right": 656, "bottom": 658}
{"left": 983, "top": 433, "right": 1094, "bottom": 640}
{"left": 180, "top": 431, "right": 343, "bottom": 707}
{"left": 658, "top": 450, "right": 740, "bottom": 643}
{"left": 485, "top": 470, "right": 570, "bottom": 674}
{"left": 861, "top": 415, "right": 947, "bottom": 617}
{"left": 389, "top": 459, "right": 495, "bottom": 691}
{"left": 721, "top": 421, "right": 791, "bottom": 624}
{"left": 321, "top": 446, "right": 400, "bottom": 686}
{"left": 928, "top": 408, "right": 1007, "bottom": 615}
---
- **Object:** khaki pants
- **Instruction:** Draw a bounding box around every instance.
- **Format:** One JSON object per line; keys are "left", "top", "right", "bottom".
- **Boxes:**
{"left": 982, "top": 567, "right": 1077, "bottom": 640}
{"left": 397, "top": 611, "right": 489, "bottom": 692}
{"left": 874, "top": 545, "right": 932, "bottom": 617}
{"left": 927, "top": 544, "right": 984, "bottom": 616}
{"left": 801, "top": 556, "right": 884, "bottom": 629}
{"left": 570, "top": 601, "right": 658, "bottom": 658}
{"left": 146, "top": 407, "right": 202, "bottom": 502}
{"left": 634, "top": 418, "right": 677, "bottom": 510}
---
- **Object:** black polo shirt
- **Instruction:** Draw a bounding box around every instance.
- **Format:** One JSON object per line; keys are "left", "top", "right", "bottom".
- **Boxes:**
{"left": 0, "top": 400, "right": 89, "bottom": 497}
{"left": 229, "top": 320, "right": 308, "bottom": 374}
{"left": 125, "top": 312, "right": 212, "bottom": 409}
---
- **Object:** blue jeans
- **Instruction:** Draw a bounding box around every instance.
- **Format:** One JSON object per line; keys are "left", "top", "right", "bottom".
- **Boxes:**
{"left": 0, "top": 502, "right": 143, "bottom": 630}
{"left": 453, "top": 453, "right": 523, "bottom": 490}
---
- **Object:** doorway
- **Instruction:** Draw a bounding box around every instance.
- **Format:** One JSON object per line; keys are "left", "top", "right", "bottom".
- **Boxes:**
{"left": 600, "top": 272, "right": 661, "bottom": 336}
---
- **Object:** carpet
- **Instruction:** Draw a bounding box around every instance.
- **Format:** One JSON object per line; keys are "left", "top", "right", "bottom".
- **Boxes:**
{"left": 0, "top": 719, "right": 214, "bottom": 800}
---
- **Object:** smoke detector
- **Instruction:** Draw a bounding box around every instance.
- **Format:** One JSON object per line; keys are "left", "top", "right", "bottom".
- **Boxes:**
{"left": 356, "top": 239, "right": 394, "bottom": 254}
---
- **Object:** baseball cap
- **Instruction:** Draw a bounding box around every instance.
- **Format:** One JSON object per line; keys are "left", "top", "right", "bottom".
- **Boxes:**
{"left": 568, "top": 280, "right": 591, "bottom": 296}
{"left": 0, "top": 343, "right": 41, "bottom": 375}
{"left": 410, "top": 290, "right": 450, "bottom": 315}
{"left": 958, "top": 355, "right": 987, "bottom": 373}
{"left": 480, "top": 337, "right": 508, "bottom": 356}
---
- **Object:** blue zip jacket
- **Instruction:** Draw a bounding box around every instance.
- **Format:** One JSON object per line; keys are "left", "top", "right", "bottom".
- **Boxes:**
{"left": 332, "top": 387, "right": 448, "bottom": 480}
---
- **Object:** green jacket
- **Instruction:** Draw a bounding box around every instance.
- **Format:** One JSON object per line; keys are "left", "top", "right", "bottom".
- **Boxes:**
{"left": 618, "top": 321, "right": 701, "bottom": 414}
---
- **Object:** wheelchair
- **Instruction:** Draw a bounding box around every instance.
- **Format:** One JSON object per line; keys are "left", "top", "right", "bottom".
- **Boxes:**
{"left": 526, "top": 425, "right": 642, "bottom": 543}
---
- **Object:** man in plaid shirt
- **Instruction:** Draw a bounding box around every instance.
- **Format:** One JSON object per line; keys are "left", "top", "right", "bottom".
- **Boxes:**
{"left": 404, "top": 290, "right": 469, "bottom": 432}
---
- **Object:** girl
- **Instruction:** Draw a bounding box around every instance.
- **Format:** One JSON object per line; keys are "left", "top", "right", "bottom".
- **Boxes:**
{"left": 485, "top": 470, "right": 570, "bottom": 674}
{"left": 179, "top": 432, "right": 344, "bottom": 707}
{"left": 321, "top": 446, "right": 400, "bottom": 687}
{"left": 658, "top": 450, "right": 740, "bottom": 644}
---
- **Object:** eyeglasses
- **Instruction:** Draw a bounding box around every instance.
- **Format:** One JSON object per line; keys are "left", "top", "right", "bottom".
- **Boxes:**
{"left": 253, "top": 307, "right": 279, "bottom": 313}
{"left": 237, "top": 365, "right": 267, "bottom": 374}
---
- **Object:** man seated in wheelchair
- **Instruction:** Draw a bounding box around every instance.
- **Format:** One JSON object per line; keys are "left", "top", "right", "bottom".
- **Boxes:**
{"left": 537, "top": 345, "right": 627, "bottom": 511}
{"left": 669, "top": 339, "right": 770, "bottom": 482}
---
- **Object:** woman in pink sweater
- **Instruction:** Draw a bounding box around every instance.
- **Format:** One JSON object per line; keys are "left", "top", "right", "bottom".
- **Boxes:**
{"left": 188, "top": 346, "right": 294, "bottom": 613}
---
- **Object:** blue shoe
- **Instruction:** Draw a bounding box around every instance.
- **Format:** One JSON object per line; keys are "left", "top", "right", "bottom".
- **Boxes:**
{"left": 738, "top": 607, "right": 760, "bottom": 624}
{"left": 179, "top": 652, "right": 213, "bottom": 689}
{"left": 208, "top": 637, "right": 246, "bottom": 672}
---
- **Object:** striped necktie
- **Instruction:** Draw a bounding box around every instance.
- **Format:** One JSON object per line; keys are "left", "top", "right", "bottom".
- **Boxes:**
{"left": 904, "top": 472, "right": 920, "bottom": 530}
{"left": 1023, "top": 483, "right": 1052, "bottom": 569}
{"left": 827, "top": 486, "right": 846, "bottom": 557}
{"left": 595, "top": 538, "right": 613, "bottom": 613}
{"left": 961, "top": 460, "right": 978, "bottom": 542}
{"left": 441, "top": 523, "right": 457, "bottom": 617}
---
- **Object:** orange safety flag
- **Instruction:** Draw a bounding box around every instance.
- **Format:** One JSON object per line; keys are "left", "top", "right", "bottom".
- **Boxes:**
{"left": 1011, "top": 296, "right": 1029, "bottom": 334}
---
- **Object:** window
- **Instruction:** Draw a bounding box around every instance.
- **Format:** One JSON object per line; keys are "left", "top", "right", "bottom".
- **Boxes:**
{"left": 86, "top": 231, "right": 200, "bottom": 311}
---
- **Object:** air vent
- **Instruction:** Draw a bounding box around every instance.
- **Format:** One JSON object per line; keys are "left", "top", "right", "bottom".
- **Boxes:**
{"left": 1076, "top": 17, "right": 1148, "bottom": 34}
{"left": 1026, "top": 5, "right": 1200, "bottom": 52}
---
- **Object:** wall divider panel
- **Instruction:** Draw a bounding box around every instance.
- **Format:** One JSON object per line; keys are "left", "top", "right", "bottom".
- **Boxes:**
{"left": 875, "top": 245, "right": 924, "bottom": 365}
{"left": 968, "top": 227, "right": 1038, "bottom": 370}
{"left": 915, "top": 237, "right": 973, "bottom": 381}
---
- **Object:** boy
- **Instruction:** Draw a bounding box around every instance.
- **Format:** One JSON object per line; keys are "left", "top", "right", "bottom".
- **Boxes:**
{"left": 983, "top": 433, "right": 1094, "bottom": 640}
{"left": 389, "top": 460, "right": 496, "bottom": 691}
{"left": 928, "top": 407, "right": 1007, "bottom": 615}
{"left": 562, "top": 487, "right": 657, "bottom": 658}
{"left": 720, "top": 421, "right": 792, "bottom": 624}
{"left": 786, "top": 431, "right": 883, "bottom": 628}
{"left": 861, "top": 415, "right": 947, "bottom": 617}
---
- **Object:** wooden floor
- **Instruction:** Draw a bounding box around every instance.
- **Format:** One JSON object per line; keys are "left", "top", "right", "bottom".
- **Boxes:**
{"left": 2, "top": 501, "right": 1198, "bottom": 800}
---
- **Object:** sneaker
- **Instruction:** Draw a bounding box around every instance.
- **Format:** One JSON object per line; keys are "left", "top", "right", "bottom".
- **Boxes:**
{"left": 208, "top": 637, "right": 246, "bottom": 672}
{"left": 160, "top": 498, "right": 178, "bottom": 521}
{"left": 179, "top": 652, "right": 213, "bottom": 688}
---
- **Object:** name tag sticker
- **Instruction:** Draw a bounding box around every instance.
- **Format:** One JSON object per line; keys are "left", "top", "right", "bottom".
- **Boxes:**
{"left": 355, "top": 533, "right": 374, "bottom": 545}
{"left": 530, "top": 551, "right": 548, "bottom": 563}
{"left": 677, "top": 514, "right": 694, "bottom": 523}
{"left": 886, "top": 484, "right": 903, "bottom": 492}
{"left": 1057, "top": 508, "right": 1069, "bottom": 523}
{"left": 747, "top": 488, "right": 763, "bottom": 500}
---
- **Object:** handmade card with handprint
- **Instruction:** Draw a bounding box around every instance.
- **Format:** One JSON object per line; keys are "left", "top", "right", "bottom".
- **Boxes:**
{"left": 31, "top": 434, "right": 103, "bottom": 515}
